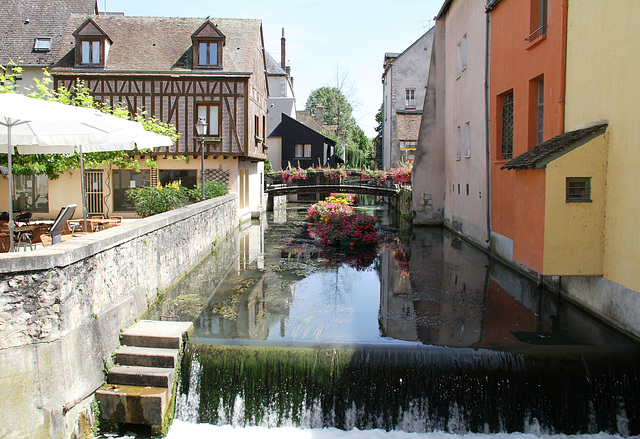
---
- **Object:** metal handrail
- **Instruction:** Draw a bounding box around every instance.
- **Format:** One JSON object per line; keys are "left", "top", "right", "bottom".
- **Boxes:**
{"left": 525, "top": 25, "right": 547, "bottom": 41}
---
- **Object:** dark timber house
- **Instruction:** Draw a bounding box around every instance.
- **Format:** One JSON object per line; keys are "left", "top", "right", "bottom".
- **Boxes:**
{"left": 270, "top": 113, "right": 337, "bottom": 171}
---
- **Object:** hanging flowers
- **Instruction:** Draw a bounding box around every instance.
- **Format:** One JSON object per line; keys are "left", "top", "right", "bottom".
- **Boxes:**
{"left": 307, "top": 196, "right": 379, "bottom": 246}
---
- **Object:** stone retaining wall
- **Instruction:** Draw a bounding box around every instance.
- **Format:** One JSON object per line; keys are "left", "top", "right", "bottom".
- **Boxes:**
{"left": 0, "top": 195, "right": 238, "bottom": 439}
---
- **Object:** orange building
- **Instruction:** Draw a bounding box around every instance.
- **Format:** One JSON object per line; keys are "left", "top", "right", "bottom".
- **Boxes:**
{"left": 487, "top": 0, "right": 567, "bottom": 274}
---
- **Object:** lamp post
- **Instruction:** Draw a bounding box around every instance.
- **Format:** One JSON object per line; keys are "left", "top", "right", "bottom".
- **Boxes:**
{"left": 195, "top": 117, "right": 208, "bottom": 201}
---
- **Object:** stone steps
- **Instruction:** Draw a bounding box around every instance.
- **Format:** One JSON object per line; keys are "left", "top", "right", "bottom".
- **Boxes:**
{"left": 95, "top": 320, "right": 193, "bottom": 434}
{"left": 120, "top": 320, "right": 193, "bottom": 349}
{"left": 107, "top": 365, "right": 175, "bottom": 388}
{"left": 114, "top": 345, "right": 179, "bottom": 368}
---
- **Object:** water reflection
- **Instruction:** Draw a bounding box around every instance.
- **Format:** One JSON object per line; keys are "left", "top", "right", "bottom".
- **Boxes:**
{"left": 148, "top": 206, "right": 638, "bottom": 354}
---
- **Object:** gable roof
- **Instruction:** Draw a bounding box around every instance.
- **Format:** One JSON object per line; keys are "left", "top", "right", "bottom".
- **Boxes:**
{"left": 296, "top": 110, "right": 326, "bottom": 133}
{"left": 271, "top": 113, "right": 336, "bottom": 145}
{"left": 267, "top": 97, "right": 296, "bottom": 136}
{"left": 54, "top": 15, "right": 262, "bottom": 73}
{"left": 501, "top": 123, "right": 608, "bottom": 170}
{"left": 191, "top": 20, "right": 226, "bottom": 42}
{"left": 0, "top": 0, "right": 97, "bottom": 67}
{"left": 265, "top": 51, "right": 286, "bottom": 76}
{"left": 73, "top": 18, "right": 112, "bottom": 43}
{"left": 382, "top": 27, "right": 434, "bottom": 77}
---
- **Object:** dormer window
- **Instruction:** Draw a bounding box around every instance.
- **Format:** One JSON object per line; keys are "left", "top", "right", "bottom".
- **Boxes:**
{"left": 81, "top": 40, "right": 101, "bottom": 65}
{"left": 199, "top": 41, "right": 218, "bottom": 66}
{"left": 73, "top": 18, "right": 111, "bottom": 68}
{"left": 33, "top": 38, "right": 51, "bottom": 52}
{"left": 192, "top": 21, "right": 225, "bottom": 70}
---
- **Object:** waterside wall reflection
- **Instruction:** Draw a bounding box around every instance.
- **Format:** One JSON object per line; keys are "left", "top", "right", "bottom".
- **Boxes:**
{"left": 151, "top": 206, "right": 638, "bottom": 354}
{"left": 392, "top": 228, "right": 637, "bottom": 352}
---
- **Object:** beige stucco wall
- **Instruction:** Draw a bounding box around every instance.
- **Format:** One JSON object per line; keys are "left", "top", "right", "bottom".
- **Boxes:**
{"left": 564, "top": 1, "right": 640, "bottom": 292}
{"left": 441, "top": 0, "right": 489, "bottom": 247}
{"left": 0, "top": 170, "right": 84, "bottom": 221}
{"left": 543, "top": 134, "right": 608, "bottom": 275}
{"left": 266, "top": 137, "right": 283, "bottom": 171}
{"left": 1, "top": 156, "right": 248, "bottom": 222}
{"left": 412, "top": 21, "right": 445, "bottom": 226}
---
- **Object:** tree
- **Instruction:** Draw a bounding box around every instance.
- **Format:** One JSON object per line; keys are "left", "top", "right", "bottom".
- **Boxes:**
{"left": 345, "top": 146, "right": 365, "bottom": 168}
{"left": 373, "top": 104, "right": 383, "bottom": 169}
{"left": 0, "top": 67, "right": 179, "bottom": 179}
{"left": 305, "top": 86, "right": 356, "bottom": 138}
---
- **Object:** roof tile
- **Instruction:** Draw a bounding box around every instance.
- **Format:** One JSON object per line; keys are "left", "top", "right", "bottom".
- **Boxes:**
{"left": 0, "top": 0, "right": 96, "bottom": 66}
{"left": 501, "top": 124, "right": 608, "bottom": 170}
{"left": 54, "top": 15, "right": 262, "bottom": 73}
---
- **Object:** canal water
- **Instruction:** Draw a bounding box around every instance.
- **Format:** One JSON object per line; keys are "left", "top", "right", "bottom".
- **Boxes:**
{"left": 143, "top": 205, "right": 640, "bottom": 438}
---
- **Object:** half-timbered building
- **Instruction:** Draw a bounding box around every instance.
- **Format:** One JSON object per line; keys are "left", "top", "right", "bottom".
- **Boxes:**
{"left": 51, "top": 14, "right": 269, "bottom": 219}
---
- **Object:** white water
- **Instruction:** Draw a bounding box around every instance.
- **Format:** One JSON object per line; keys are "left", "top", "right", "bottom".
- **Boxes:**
{"left": 165, "top": 421, "right": 638, "bottom": 439}
{"left": 168, "top": 359, "right": 637, "bottom": 439}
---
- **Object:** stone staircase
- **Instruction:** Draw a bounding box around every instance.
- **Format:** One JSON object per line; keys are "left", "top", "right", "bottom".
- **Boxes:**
{"left": 95, "top": 320, "right": 193, "bottom": 434}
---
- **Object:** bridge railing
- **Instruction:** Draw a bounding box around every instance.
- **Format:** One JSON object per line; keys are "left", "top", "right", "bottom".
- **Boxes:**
{"left": 267, "top": 169, "right": 400, "bottom": 187}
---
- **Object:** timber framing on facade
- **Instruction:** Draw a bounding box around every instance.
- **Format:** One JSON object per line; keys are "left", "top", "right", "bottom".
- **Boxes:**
{"left": 54, "top": 75, "right": 262, "bottom": 159}
{"left": 52, "top": 15, "right": 269, "bottom": 161}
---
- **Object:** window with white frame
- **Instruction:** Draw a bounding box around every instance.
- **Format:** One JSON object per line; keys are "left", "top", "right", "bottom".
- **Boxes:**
{"left": 13, "top": 174, "right": 49, "bottom": 212}
{"left": 405, "top": 88, "right": 416, "bottom": 108}
{"left": 462, "top": 34, "right": 467, "bottom": 71}
{"left": 456, "top": 42, "right": 462, "bottom": 77}
{"left": 295, "top": 144, "right": 312, "bottom": 158}
{"left": 33, "top": 38, "right": 51, "bottom": 52}
{"left": 465, "top": 122, "right": 470, "bottom": 157}
{"left": 537, "top": 78, "right": 544, "bottom": 145}
{"left": 527, "top": 0, "right": 548, "bottom": 41}
{"left": 197, "top": 104, "right": 220, "bottom": 136}
{"left": 198, "top": 41, "right": 219, "bottom": 66}
{"left": 80, "top": 39, "right": 101, "bottom": 65}
{"left": 456, "top": 126, "right": 461, "bottom": 160}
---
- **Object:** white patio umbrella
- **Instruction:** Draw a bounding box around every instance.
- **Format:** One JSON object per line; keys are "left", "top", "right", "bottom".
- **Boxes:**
{"left": 0, "top": 93, "right": 173, "bottom": 251}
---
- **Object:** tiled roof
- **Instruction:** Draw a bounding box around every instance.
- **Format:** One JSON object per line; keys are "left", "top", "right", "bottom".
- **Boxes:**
{"left": 0, "top": 0, "right": 96, "bottom": 66}
{"left": 266, "top": 51, "right": 286, "bottom": 76}
{"left": 54, "top": 15, "right": 262, "bottom": 73}
{"left": 296, "top": 110, "right": 325, "bottom": 132}
{"left": 501, "top": 124, "right": 608, "bottom": 170}
{"left": 485, "top": 0, "right": 504, "bottom": 12}
{"left": 271, "top": 114, "right": 335, "bottom": 145}
{"left": 267, "top": 97, "right": 295, "bottom": 136}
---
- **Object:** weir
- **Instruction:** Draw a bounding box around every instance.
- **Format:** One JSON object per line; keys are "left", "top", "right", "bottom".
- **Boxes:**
{"left": 151, "top": 206, "right": 640, "bottom": 436}
{"left": 176, "top": 344, "right": 640, "bottom": 434}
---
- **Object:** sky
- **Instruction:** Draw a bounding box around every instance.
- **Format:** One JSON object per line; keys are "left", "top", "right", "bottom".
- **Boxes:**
{"left": 100, "top": 0, "right": 445, "bottom": 137}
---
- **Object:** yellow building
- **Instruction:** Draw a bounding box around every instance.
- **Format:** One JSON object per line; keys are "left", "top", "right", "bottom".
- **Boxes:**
{"left": 550, "top": 1, "right": 639, "bottom": 338}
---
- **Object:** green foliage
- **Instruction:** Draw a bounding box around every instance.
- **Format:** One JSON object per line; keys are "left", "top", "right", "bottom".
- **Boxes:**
{"left": 304, "top": 86, "right": 374, "bottom": 164}
{"left": 126, "top": 181, "right": 188, "bottom": 217}
{"left": 0, "top": 66, "right": 180, "bottom": 178}
{"left": 264, "top": 159, "right": 273, "bottom": 174}
{"left": 345, "top": 146, "right": 366, "bottom": 169}
{"left": 305, "top": 86, "right": 355, "bottom": 133}
{"left": 373, "top": 104, "right": 383, "bottom": 169}
{"left": 0, "top": 62, "right": 22, "bottom": 93}
{"left": 186, "top": 180, "right": 229, "bottom": 201}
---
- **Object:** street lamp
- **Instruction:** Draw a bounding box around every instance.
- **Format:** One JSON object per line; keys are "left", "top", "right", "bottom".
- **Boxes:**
{"left": 195, "top": 117, "right": 208, "bottom": 201}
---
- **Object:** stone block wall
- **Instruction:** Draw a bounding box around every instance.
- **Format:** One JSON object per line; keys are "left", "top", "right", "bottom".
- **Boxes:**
{"left": 0, "top": 195, "right": 238, "bottom": 438}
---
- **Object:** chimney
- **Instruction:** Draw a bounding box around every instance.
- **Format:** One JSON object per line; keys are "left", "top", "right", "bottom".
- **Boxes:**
{"left": 315, "top": 105, "right": 324, "bottom": 125}
{"left": 281, "top": 28, "right": 286, "bottom": 71}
